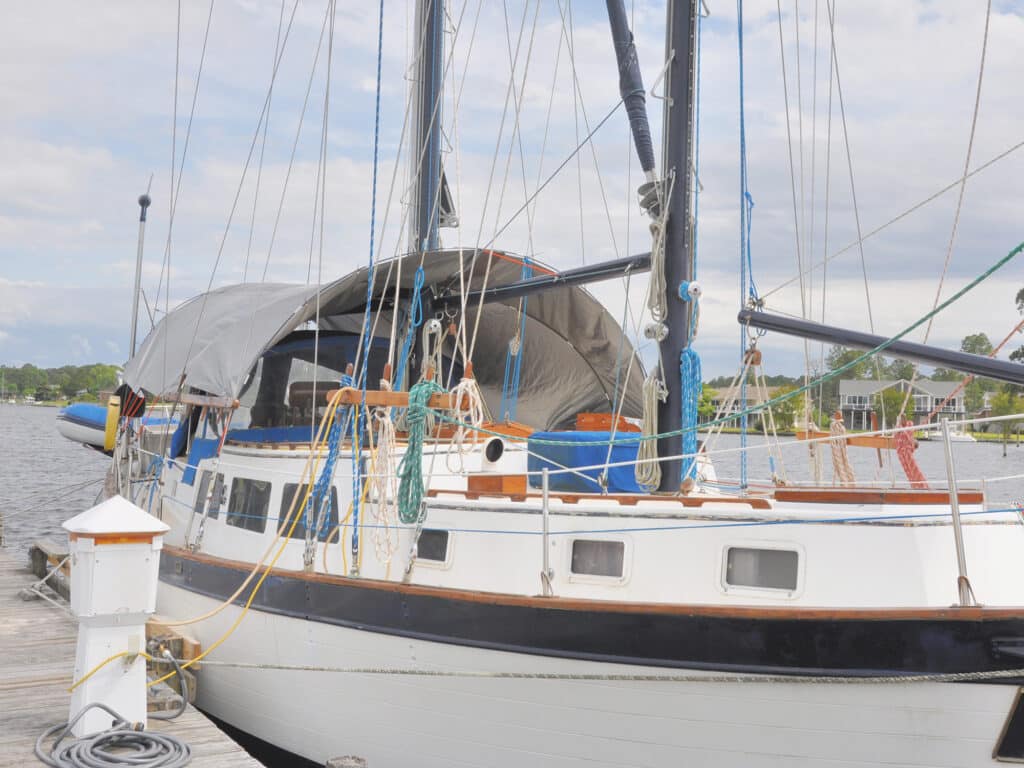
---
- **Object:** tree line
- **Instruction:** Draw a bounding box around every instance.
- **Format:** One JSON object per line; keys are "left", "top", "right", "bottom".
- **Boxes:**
{"left": 0, "top": 363, "right": 120, "bottom": 401}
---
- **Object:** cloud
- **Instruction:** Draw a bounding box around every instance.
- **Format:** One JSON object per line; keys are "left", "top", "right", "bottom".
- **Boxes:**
{"left": 0, "top": 0, "right": 1021, "bottom": 382}
{"left": 69, "top": 334, "right": 93, "bottom": 360}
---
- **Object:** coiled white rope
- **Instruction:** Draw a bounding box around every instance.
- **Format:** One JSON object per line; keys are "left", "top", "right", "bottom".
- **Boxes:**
{"left": 447, "top": 376, "right": 486, "bottom": 473}
{"left": 370, "top": 379, "right": 399, "bottom": 564}
{"left": 635, "top": 372, "right": 667, "bottom": 491}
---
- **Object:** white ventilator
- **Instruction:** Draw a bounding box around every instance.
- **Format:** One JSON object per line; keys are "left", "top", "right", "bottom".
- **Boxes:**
{"left": 63, "top": 495, "right": 170, "bottom": 736}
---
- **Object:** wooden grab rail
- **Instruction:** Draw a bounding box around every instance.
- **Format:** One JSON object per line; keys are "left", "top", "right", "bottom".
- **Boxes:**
{"left": 325, "top": 387, "right": 459, "bottom": 409}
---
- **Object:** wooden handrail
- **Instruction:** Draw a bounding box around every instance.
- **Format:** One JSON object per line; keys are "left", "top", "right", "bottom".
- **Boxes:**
{"left": 325, "top": 387, "right": 458, "bottom": 409}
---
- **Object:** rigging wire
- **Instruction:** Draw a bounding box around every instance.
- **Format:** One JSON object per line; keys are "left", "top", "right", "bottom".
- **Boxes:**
{"left": 898, "top": 0, "right": 993, "bottom": 422}
{"left": 258, "top": 4, "right": 332, "bottom": 282}
{"left": 242, "top": 0, "right": 286, "bottom": 283}
{"left": 153, "top": 0, "right": 216, "bottom": 325}
{"left": 760, "top": 136, "right": 1024, "bottom": 301}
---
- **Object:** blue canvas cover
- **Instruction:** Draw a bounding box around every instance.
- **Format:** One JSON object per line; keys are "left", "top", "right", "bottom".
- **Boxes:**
{"left": 182, "top": 437, "right": 220, "bottom": 486}
{"left": 527, "top": 431, "right": 642, "bottom": 494}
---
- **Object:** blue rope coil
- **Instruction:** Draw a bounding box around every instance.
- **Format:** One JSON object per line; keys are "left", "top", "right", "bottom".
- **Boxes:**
{"left": 680, "top": 347, "right": 702, "bottom": 481}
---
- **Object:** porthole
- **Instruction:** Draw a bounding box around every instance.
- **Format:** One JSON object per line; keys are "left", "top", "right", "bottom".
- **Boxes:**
{"left": 570, "top": 539, "right": 625, "bottom": 578}
{"left": 724, "top": 547, "right": 799, "bottom": 591}
{"left": 416, "top": 529, "right": 449, "bottom": 562}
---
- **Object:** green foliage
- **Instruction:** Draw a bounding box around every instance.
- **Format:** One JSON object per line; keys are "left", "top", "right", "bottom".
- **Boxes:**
{"left": 770, "top": 384, "right": 804, "bottom": 431}
{"left": 704, "top": 373, "right": 800, "bottom": 389}
{"left": 931, "top": 367, "right": 962, "bottom": 382}
{"left": 826, "top": 346, "right": 871, "bottom": 380}
{"left": 698, "top": 384, "right": 715, "bottom": 422}
{"left": 961, "top": 332, "right": 994, "bottom": 356}
{"left": 0, "top": 363, "right": 119, "bottom": 399}
{"left": 876, "top": 387, "right": 909, "bottom": 429}
{"left": 884, "top": 358, "right": 915, "bottom": 380}
{"left": 991, "top": 389, "right": 1022, "bottom": 455}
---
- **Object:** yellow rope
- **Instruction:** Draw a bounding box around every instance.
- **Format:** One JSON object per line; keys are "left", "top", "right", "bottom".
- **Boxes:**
{"left": 147, "top": 395, "right": 347, "bottom": 688}
{"left": 67, "top": 651, "right": 154, "bottom": 693}
{"left": 158, "top": 394, "right": 342, "bottom": 628}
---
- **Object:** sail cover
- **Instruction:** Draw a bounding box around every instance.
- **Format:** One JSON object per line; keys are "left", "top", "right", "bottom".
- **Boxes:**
{"left": 124, "top": 250, "right": 645, "bottom": 430}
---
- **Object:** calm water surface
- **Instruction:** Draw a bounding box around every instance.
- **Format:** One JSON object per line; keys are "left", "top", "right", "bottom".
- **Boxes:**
{"left": 0, "top": 404, "right": 108, "bottom": 553}
{"left": 3, "top": 404, "right": 1024, "bottom": 554}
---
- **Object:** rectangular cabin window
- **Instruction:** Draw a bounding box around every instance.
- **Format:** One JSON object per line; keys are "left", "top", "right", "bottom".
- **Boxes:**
{"left": 207, "top": 473, "right": 225, "bottom": 520}
{"left": 416, "top": 529, "right": 449, "bottom": 562}
{"left": 226, "top": 478, "right": 271, "bottom": 534}
{"left": 193, "top": 471, "right": 213, "bottom": 517}
{"left": 725, "top": 547, "right": 798, "bottom": 591}
{"left": 570, "top": 539, "right": 625, "bottom": 578}
{"left": 279, "top": 483, "right": 339, "bottom": 542}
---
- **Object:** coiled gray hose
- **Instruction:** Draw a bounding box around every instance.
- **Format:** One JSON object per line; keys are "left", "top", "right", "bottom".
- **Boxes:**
{"left": 35, "top": 651, "right": 191, "bottom": 767}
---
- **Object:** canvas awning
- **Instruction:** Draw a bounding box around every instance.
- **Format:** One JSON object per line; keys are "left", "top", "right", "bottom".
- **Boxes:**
{"left": 124, "top": 250, "right": 645, "bottom": 430}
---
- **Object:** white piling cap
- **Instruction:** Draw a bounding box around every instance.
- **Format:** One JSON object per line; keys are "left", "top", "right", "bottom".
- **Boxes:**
{"left": 62, "top": 495, "right": 170, "bottom": 537}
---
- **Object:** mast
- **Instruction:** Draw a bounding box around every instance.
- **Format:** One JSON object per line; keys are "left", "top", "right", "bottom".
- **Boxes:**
{"left": 129, "top": 192, "right": 152, "bottom": 358}
{"left": 656, "top": 0, "right": 699, "bottom": 491}
{"left": 408, "top": 0, "right": 445, "bottom": 255}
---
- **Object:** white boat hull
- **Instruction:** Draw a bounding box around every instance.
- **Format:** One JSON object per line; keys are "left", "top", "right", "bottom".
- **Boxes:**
{"left": 158, "top": 582, "right": 1017, "bottom": 767}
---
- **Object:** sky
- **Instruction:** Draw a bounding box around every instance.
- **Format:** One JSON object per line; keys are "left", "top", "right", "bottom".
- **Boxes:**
{"left": 0, "top": 0, "right": 1022, "bottom": 380}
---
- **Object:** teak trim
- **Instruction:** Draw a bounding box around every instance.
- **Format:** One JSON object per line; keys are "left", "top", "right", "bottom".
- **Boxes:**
{"left": 326, "top": 387, "right": 457, "bottom": 409}
{"left": 773, "top": 488, "right": 984, "bottom": 505}
{"left": 426, "top": 488, "right": 773, "bottom": 508}
{"left": 162, "top": 545, "right": 1024, "bottom": 621}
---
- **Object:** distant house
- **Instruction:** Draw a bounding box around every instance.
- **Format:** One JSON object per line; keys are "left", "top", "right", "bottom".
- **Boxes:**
{"left": 838, "top": 379, "right": 965, "bottom": 430}
{"left": 704, "top": 385, "right": 787, "bottom": 425}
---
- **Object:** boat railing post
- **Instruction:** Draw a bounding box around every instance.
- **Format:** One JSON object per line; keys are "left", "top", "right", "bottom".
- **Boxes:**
{"left": 541, "top": 468, "right": 554, "bottom": 597}
{"left": 941, "top": 417, "right": 976, "bottom": 606}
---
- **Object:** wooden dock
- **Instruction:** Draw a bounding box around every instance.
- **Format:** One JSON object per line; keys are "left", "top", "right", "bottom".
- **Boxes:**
{"left": 0, "top": 547, "right": 265, "bottom": 768}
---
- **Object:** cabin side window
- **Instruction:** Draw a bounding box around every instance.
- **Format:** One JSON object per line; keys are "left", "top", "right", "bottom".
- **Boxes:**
{"left": 207, "top": 473, "right": 225, "bottom": 520}
{"left": 226, "top": 478, "right": 271, "bottom": 533}
{"left": 724, "top": 547, "right": 799, "bottom": 592}
{"left": 279, "top": 483, "right": 339, "bottom": 542}
{"left": 415, "top": 529, "right": 450, "bottom": 563}
{"left": 570, "top": 539, "right": 625, "bottom": 578}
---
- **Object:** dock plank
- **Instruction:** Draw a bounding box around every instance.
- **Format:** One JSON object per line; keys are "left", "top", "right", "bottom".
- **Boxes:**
{"left": 0, "top": 548, "right": 265, "bottom": 768}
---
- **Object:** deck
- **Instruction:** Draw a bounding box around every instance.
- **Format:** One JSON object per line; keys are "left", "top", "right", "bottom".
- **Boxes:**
{"left": 0, "top": 546, "right": 265, "bottom": 768}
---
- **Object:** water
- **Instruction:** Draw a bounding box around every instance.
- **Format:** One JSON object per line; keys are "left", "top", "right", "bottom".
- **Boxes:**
{"left": 0, "top": 404, "right": 108, "bottom": 552}
{"left": 2, "top": 405, "right": 1024, "bottom": 553}
{"left": 703, "top": 429, "right": 1024, "bottom": 507}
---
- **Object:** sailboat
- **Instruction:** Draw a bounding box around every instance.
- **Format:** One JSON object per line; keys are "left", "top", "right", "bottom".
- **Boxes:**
{"left": 94, "top": 1, "right": 1024, "bottom": 766}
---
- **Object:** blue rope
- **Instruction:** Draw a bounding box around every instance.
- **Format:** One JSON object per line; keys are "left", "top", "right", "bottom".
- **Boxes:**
{"left": 303, "top": 372, "right": 352, "bottom": 540}
{"left": 349, "top": 0, "right": 386, "bottom": 565}
{"left": 394, "top": 265, "right": 426, "bottom": 392}
{"left": 679, "top": 347, "right": 702, "bottom": 481}
{"left": 737, "top": 0, "right": 751, "bottom": 489}
{"left": 499, "top": 259, "right": 532, "bottom": 421}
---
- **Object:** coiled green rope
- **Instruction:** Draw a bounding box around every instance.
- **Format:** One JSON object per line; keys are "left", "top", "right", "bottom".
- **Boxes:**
{"left": 396, "top": 378, "right": 445, "bottom": 524}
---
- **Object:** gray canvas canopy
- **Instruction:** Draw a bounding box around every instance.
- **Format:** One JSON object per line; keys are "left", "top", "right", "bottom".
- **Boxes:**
{"left": 124, "top": 250, "right": 645, "bottom": 430}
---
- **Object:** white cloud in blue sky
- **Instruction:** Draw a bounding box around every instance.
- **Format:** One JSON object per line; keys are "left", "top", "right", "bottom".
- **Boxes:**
{"left": 0, "top": 1, "right": 1022, "bottom": 379}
